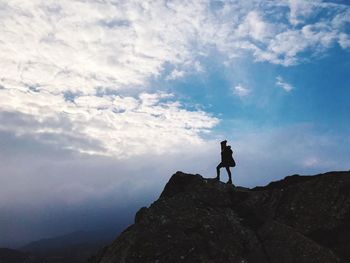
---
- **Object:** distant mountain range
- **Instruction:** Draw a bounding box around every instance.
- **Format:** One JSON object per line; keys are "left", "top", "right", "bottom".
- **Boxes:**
{"left": 1, "top": 228, "right": 123, "bottom": 263}
{"left": 0, "top": 247, "right": 43, "bottom": 263}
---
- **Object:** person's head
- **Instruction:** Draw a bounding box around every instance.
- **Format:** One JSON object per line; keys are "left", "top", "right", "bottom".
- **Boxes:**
{"left": 220, "top": 140, "right": 227, "bottom": 150}
{"left": 220, "top": 140, "right": 227, "bottom": 146}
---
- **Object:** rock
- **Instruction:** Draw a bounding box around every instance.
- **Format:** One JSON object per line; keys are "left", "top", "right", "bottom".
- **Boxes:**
{"left": 0, "top": 248, "right": 43, "bottom": 263}
{"left": 94, "top": 171, "right": 350, "bottom": 263}
{"left": 258, "top": 220, "right": 339, "bottom": 263}
{"left": 135, "top": 207, "right": 148, "bottom": 224}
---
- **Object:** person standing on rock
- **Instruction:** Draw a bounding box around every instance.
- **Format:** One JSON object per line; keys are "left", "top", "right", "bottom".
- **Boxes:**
{"left": 216, "top": 140, "right": 236, "bottom": 185}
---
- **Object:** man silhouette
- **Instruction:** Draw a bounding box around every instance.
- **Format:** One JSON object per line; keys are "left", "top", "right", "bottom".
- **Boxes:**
{"left": 216, "top": 140, "right": 236, "bottom": 185}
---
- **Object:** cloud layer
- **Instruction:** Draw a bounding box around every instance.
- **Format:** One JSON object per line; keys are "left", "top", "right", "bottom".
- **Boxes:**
{"left": 2, "top": 122, "right": 350, "bottom": 246}
{"left": 0, "top": 90, "right": 218, "bottom": 156}
{"left": 1, "top": 0, "right": 349, "bottom": 157}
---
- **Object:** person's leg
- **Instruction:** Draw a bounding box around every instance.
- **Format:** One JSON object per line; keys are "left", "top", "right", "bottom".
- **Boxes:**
{"left": 216, "top": 164, "right": 222, "bottom": 180}
{"left": 225, "top": 166, "right": 232, "bottom": 184}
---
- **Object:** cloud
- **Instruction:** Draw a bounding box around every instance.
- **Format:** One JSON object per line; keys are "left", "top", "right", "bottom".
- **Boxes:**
{"left": 166, "top": 69, "right": 186, "bottom": 80}
{"left": 0, "top": 1, "right": 348, "bottom": 158}
{"left": 287, "top": 0, "right": 315, "bottom": 26}
{"left": 234, "top": 1, "right": 350, "bottom": 66}
{"left": 338, "top": 33, "right": 350, "bottom": 48}
{"left": 0, "top": 128, "right": 218, "bottom": 245}
{"left": 232, "top": 84, "right": 250, "bottom": 97}
{"left": 276, "top": 76, "right": 294, "bottom": 92}
{"left": 0, "top": 87, "right": 218, "bottom": 157}
{"left": 2, "top": 117, "right": 350, "bottom": 246}
{"left": 229, "top": 123, "right": 350, "bottom": 186}
{"left": 0, "top": 1, "right": 348, "bottom": 94}
{"left": 303, "top": 157, "right": 320, "bottom": 168}
{"left": 236, "top": 11, "right": 273, "bottom": 42}
{"left": 0, "top": 0, "right": 225, "bottom": 158}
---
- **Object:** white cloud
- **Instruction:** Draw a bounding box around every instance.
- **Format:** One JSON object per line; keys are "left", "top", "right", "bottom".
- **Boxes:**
{"left": 232, "top": 84, "right": 250, "bottom": 97}
{"left": 166, "top": 69, "right": 186, "bottom": 80}
{"left": 288, "top": 0, "right": 315, "bottom": 26}
{"left": 236, "top": 11, "right": 272, "bottom": 41}
{"left": 0, "top": 86, "right": 218, "bottom": 157}
{"left": 339, "top": 33, "right": 350, "bottom": 49}
{"left": 276, "top": 76, "right": 294, "bottom": 92}
{"left": 0, "top": 0, "right": 349, "bottom": 158}
{"left": 234, "top": 1, "right": 350, "bottom": 66}
{"left": 0, "top": 0, "right": 348, "bottom": 92}
{"left": 0, "top": 0, "right": 224, "bottom": 158}
{"left": 303, "top": 157, "right": 320, "bottom": 168}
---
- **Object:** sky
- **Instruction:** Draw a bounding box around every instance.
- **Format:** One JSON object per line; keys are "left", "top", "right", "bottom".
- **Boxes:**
{"left": 0, "top": 0, "right": 350, "bottom": 247}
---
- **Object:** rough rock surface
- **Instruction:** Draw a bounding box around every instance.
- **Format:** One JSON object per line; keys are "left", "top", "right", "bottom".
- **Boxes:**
{"left": 0, "top": 248, "right": 43, "bottom": 263}
{"left": 92, "top": 171, "right": 350, "bottom": 263}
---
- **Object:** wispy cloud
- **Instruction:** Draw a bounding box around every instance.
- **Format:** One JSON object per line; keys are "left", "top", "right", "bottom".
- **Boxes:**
{"left": 166, "top": 69, "right": 186, "bottom": 80}
{"left": 232, "top": 84, "right": 250, "bottom": 97}
{"left": 236, "top": 11, "right": 272, "bottom": 41}
{"left": 0, "top": 0, "right": 349, "bottom": 158}
{"left": 276, "top": 76, "right": 294, "bottom": 92}
{"left": 0, "top": 88, "right": 218, "bottom": 157}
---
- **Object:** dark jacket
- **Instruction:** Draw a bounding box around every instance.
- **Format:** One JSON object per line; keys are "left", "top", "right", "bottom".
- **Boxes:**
{"left": 221, "top": 146, "right": 236, "bottom": 167}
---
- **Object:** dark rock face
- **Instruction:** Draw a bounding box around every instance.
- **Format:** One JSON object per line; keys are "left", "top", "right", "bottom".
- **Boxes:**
{"left": 93, "top": 171, "right": 350, "bottom": 263}
{"left": 0, "top": 248, "right": 43, "bottom": 263}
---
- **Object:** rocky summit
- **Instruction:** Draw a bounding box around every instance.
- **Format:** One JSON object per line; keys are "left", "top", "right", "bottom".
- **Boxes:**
{"left": 92, "top": 171, "right": 350, "bottom": 263}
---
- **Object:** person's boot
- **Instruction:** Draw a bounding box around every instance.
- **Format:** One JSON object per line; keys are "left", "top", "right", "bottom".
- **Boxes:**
{"left": 227, "top": 179, "right": 232, "bottom": 184}
{"left": 215, "top": 176, "right": 220, "bottom": 181}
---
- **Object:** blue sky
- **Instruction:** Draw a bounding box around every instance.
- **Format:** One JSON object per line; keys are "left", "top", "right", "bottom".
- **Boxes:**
{"left": 165, "top": 46, "right": 350, "bottom": 129}
{"left": 0, "top": 0, "right": 349, "bottom": 246}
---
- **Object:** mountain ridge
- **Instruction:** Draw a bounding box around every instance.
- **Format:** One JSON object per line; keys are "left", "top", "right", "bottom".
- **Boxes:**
{"left": 91, "top": 171, "right": 350, "bottom": 263}
{"left": 18, "top": 228, "right": 121, "bottom": 263}
{"left": 92, "top": 170, "right": 350, "bottom": 263}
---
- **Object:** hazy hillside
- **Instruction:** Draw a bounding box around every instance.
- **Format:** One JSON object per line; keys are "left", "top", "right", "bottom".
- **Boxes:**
{"left": 0, "top": 247, "right": 43, "bottom": 263}
{"left": 20, "top": 228, "right": 121, "bottom": 263}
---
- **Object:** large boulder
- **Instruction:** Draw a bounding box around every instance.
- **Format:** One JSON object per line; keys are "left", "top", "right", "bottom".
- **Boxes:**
{"left": 92, "top": 171, "right": 350, "bottom": 263}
